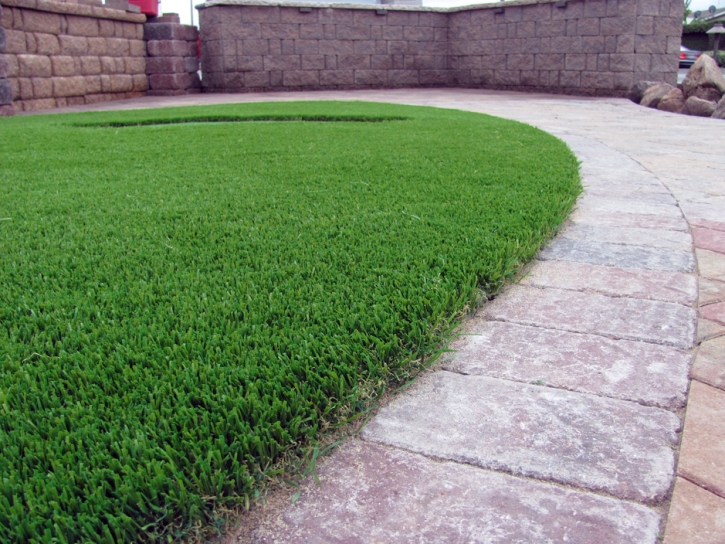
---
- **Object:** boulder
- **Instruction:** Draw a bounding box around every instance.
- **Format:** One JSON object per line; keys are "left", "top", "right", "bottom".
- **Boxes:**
{"left": 640, "top": 83, "right": 675, "bottom": 108}
{"left": 712, "top": 94, "right": 725, "bottom": 119}
{"left": 628, "top": 80, "right": 657, "bottom": 103}
{"left": 681, "top": 54, "right": 725, "bottom": 102}
{"left": 683, "top": 96, "right": 717, "bottom": 117}
{"left": 657, "top": 88, "right": 685, "bottom": 113}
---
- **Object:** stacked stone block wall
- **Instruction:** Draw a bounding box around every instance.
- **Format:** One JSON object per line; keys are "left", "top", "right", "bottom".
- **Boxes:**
{"left": 0, "top": 3, "right": 13, "bottom": 115}
{"left": 199, "top": 0, "right": 682, "bottom": 96}
{"left": 0, "top": 0, "right": 148, "bottom": 112}
{"left": 145, "top": 13, "right": 201, "bottom": 95}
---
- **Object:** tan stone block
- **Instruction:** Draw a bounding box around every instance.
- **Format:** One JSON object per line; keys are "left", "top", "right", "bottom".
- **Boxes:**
{"left": 4, "top": 29, "right": 27, "bottom": 54}
{"left": 17, "top": 54, "right": 52, "bottom": 77}
{"left": 664, "top": 477, "right": 725, "bottom": 544}
{"left": 691, "top": 336, "right": 725, "bottom": 391}
{"left": 51, "top": 55, "right": 76, "bottom": 76}
{"left": 18, "top": 77, "right": 33, "bottom": 99}
{"left": 106, "top": 37, "right": 129, "bottom": 57}
{"left": 113, "top": 21, "right": 124, "bottom": 37}
{"left": 5, "top": 54, "right": 19, "bottom": 78}
{"left": 98, "top": 19, "right": 115, "bottom": 37}
{"left": 53, "top": 75, "right": 86, "bottom": 96}
{"left": 87, "top": 37, "right": 107, "bottom": 56}
{"left": 84, "top": 74, "right": 101, "bottom": 93}
{"left": 59, "top": 35, "right": 88, "bottom": 56}
{"left": 697, "top": 249, "right": 725, "bottom": 282}
{"left": 132, "top": 73, "right": 148, "bottom": 91}
{"left": 124, "top": 56, "right": 145, "bottom": 74}
{"left": 84, "top": 93, "right": 114, "bottom": 104}
{"left": 66, "top": 15, "right": 98, "bottom": 37}
{"left": 66, "top": 96, "right": 85, "bottom": 106}
{"left": 55, "top": 97, "right": 66, "bottom": 108}
{"left": 1, "top": 6, "right": 13, "bottom": 29}
{"left": 99, "top": 56, "right": 117, "bottom": 73}
{"left": 25, "top": 33, "right": 37, "bottom": 54}
{"left": 122, "top": 22, "right": 137, "bottom": 39}
{"left": 31, "top": 77, "right": 53, "bottom": 98}
{"left": 129, "top": 39, "right": 145, "bottom": 57}
{"left": 22, "top": 10, "right": 61, "bottom": 34}
{"left": 109, "top": 73, "right": 132, "bottom": 92}
{"left": 22, "top": 98, "right": 57, "bottom": 111}
{"left": 80, "top": 56, "right": 101, "bottom": 75}
{"left": 34, "top": 33, "right": 60, "bottom": 55}
{"left": 100, "top": 73, "right": 111, "bottom": 92}
{"left": 8, "top": 78, "right": 19, "bottom": 101}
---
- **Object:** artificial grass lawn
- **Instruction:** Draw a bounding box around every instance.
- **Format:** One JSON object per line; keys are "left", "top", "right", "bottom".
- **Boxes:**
{"left": 0, "top": 101, "right": 581, "bottom": 542}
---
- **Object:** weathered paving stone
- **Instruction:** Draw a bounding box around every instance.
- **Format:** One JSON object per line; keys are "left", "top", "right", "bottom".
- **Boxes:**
{"left": 691, "top": 218, "right": 725, "bottom": 233}
{"left": 445, "top": 321, "right": 689, "bottom": 409}
{"left": 540, "top": 238, "right": 694, "bottom": 272}
{"left": 677, "top": 381, "right": 725, "bottom": 498}
{"left": 663, "top": 478, "right": 725, "bottom": 544}
{"left": 576, "top": 195, "right": 683, "bottom": 217}
{"left": 701, "top": 301, "right": 725, "bottom": 326}
{"left": 693, "top": 227, "right": 725, "bottom": 255}
{"left": 696, "top": 318, "right": 725, "bottom": 344}
{"left": 696, "top": 248, "right": 725, "bottom": 282}
{"left": 691, "top": 336, "right": 725, "bottom": 391}
{"left": 557, "top": 223, "right": 692, "bottom": 252}
{"left": 254, "top": 441, "right": 662, "bottom": 544}
{"left": 680, "top": 201, "right": 725, "bottom": 225}
{"left": 362, "top": 372, "right": 680, "bottom": 503}
{"left": 569, "top": 208, "right": 689, "bottom": 232}
{"left": 520, "top": 260, "right": 697, "bottom": 306}
{"left": 484, "top": 286, "right": 696, "bottom": 350}
{"left": 699, "top": 277, "right": 725, "bottom": 306}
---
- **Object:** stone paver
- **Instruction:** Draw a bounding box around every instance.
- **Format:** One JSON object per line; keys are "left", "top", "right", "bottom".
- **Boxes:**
{"left": 699, "top": 278, "right": 725, "bottom": 306}
{"left": 663, "top": 478, "right": 725, "bottom": 544}
{"left": 677, "top": 381, "right": 725, "bottom": 499}
{"left": 558, "top": 223, "right": 692, "bottom": 252}
{"left": 697, "top": 248, "right": 725, "bottom": 282}
{"left": 255, "top": 441, "right": 661, "bottom": 544}
{"left": 445, "top": 321, "right": 689, "bottom": 409}
{"left": 691, "top": 218, "right": 725, "bottom": 233}
{"left": 575, "top": 195, "right": 682, "bottom": 217}
{"left": 701, "top": 301, "right": 725, "bottom": 326}
{"left": 693, "top": 228, "right": 725, "bottom": 254}
{"left": 539, "top": 238, "right": 694, "bottom": 273}
{"left": 696, "top": 318, "right": 725, "bottom": 344}
{"left": 362, "top": 372, "right": 680, "bottom": 503}
{"left": 485, "top": 286, "right": 696, "bottom": 349}
{"left": 520, "top": 260, "right": 697, "bottom": 306}
{"left": 568, "top": 208, "right": 689, "bottom": 231}
{"left": 691, "top": 337, "right": 725, "bottom": 391}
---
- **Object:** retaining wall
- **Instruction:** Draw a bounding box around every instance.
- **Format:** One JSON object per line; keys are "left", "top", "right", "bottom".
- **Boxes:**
{"left": 198, "top": 0, "right": 683, "bottom": 96}
{"left": 0, "top": 0, "right": 148, "bottom": 112}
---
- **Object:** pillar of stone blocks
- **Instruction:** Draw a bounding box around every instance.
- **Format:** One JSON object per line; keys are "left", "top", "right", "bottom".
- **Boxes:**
{"left": 144, "top": 12, "right": 200, "bottom": 95}
{"left": 0, "top": 4, "right": 14, "bottom": 115}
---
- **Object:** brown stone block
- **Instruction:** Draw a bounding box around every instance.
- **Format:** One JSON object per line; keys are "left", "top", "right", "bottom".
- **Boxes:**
{"left": 22, "top": 10, "right": 61, "bottom": 34}
{"left": 635, "top": 53, "right": 652, "bottom": 72}
{"left": 617, "top": 34, "right": 635, "bottom": 53}
{"left": 609, "top": 52, "right": 635, "bottom": 71}
{"left": 4, "top": 29, "right": 27, "bottom": 54}
{"left": 262, "top": 55, "right": 300, "bottom": 71}
{"left": 295, "top": 39, "right": 318, "bottom": 55}
{"left": 565, "top": 53, "right": 587, "bottom": 70}
{"left": 493, "top": 69, "right": 521, "bottom": 85}
{"left": 131, "top": 73, "right": 147, "bottom": 91}
{"left": 222, "top": 56, "right": 236, "bottom": 72}
{"left": 507, "top": 54, "right": 534, "bottom": 71}
{"left": 300, "top": 54, "right": 324, "bottom": 70}
{"left": 385, "top": 68, "right": 416, "bottom": 86}
{"left": 577, "top": 18, "right": 600, "bottom": 36}
{"left": 371, "top": 54, "right": 393, "bottom": 70}
{"left": 559, "top": 69, "right": 581, "bottom": 87}
{"left": 417, "top": 41, "right": 447, "bottom": 55}
{"left": 113, "top": 22, "right": 125, "bottom": 38}
{"left": 84, "top": 74, "right": 101, "bottom": 93}
{"left": 584, "top": 0, "right": 608, "bottom": 17}
{"left": 201, "top": 55, "right": 222, "bottom": 73}
{"left": 5, "top": 54, "right": 19, "bottom": 78}
{"left": 241, "top": 6, "right": 280, "bottom": 23}
{"left": 664, "top": 478, "right": 725, "bottom": 544}
{"left": 244, "top": 70, "right": 269, "bottom": 87}
{"left": 403, "top": 26, "right": 435, "bottom": 42}
{"left": 535, "top": 53, "right": 565, "bottom": 70}
{"left": 125, "top": 56, "right": 145, "bottom": 74}
{"left": 149, "top": 72, "right": 192, "bottom": 90}
{"left": 0, "top": 57, "right": 8, "bottom": 79}
{"left": 350, "top": 9, "right": 377, "bottom": 25}
{"left": 319, "top": 69, "right": 353, "bottom": 85}
{"left": 281, "top": 39, "right": 295, "bottom": 55}
{"left": 354, "top": 69, "right": 387, "bottom": 85}
{"left": 336, "top": 25, "right": 370, "bottom": 41}
{"left": 503, "top": 37, "right": 523, "bottom": 54}
{"left": 240, "top": 39, "right": 267, "bottom": 56}
{"left": 260, "top": 23, "right": 298, "bottom": 39}
{"left": 600, "top": 16, "right": 636, "bottom": 35}
{"left": 52, "top": 75, "right": 85, "bottom": 96}
{"left": 99, "top": 56, "right": 119, "bottom": 74}
{"left": 58, "top": 35, "right": 88, "bottom": 56}
{"left": 146, "top": 40, "right": 189, "bottom": 57}
{"left": 22, "top": 98, "right": 56, "bottom": 111}
{"left": 65, "top": 96, "right": 83, "bottom": 106}
{"left": 66, "top": 15, "right": 98, "bottom": 36}
{"left": 351, "top": 40, "right": 373, "bottom": 55}
{"left": 97, "top": 19, "right": 114, "bottom": 37}
{"left": 17, "top": 54, "right": 51, "bottom": 77}
{"left": 581, "top": 70, "right": 614, "bottom": 88}
{"left": 338, "top": 53, "right": 370, "bottom": 70}
{"left": 635, "top": 35, "right": 667, "bottom": 54}
{"left": 597, "top": 53, "right": 610, "bottom": 70}
{"left": 552, "top": 0, "right": 584, "bottom": 19}
{"left": 29, "top": 76, "right": 52, "bottom": 98}
{"left": 613, "top": 71, "right": 634, "bottom": 89}
{"left": 655, "top": 16, "right": 681, "bottom": 37}
{"left": 25, "top": 33, "right": 38, "bottom": 55}
{"left": 420, "top": 69, "right": 453, "bottom": 85}
{"left": 279, "top": 7, "right": 317, "bottom": 24}
{"left": 235, "top": 55, "right": 260, "bottom": 71}
{"left": 480, "top": 54, "right": 507, "bottom": 69}
{"left": 636, "top": 15, "right": 654, "bottom": 35}
{"left": 637, "top": 0, "right": 661, "bottom": 16}
{"left": 382, "top": 25, "right": 403, "bottom": 40}
{"left": 52, "top": 55, "right": 76, "bottom": 76}
{"left": 299, "top": 24, "right": 323, "bottom": 39}
{"left": 17, "top": 77, "right": 33, "bottom": 99}
{"left": 650, "top": 53, "right": 675, "bottom": 73}
{"left": 319, "top": 39, "right": 353, "bottom": 55}
{"left": 515, "top": 20, "right": 536, "bottom": 38}
{"left": 32, "top": 33, "right": 58, "bottom": 56}
{"left": 325, "top": 55, "right": 337, "bottom": 69}
{"left": 404, "top": 55, "right": 434, "bottom": 70}
{"left": 282, "top": 69, "right": 318, "bottom": 86}
{"left": 221, "top": 39, "right": 236, "bottom": 57}
{"left": 582, "top": 35, "right": 606, "bottom": 53}
{"left": 86, "top": 37, "right": 107, "bottom": 56}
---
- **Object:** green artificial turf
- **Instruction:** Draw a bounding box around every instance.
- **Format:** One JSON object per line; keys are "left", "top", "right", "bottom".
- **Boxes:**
{"left": 0, "top": 101, "right": 581, "bottom": 542}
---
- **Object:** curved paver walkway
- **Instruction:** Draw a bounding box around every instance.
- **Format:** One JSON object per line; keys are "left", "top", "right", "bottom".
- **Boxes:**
{"left": 37, "top": 89, "right": 725, "bottom": 543}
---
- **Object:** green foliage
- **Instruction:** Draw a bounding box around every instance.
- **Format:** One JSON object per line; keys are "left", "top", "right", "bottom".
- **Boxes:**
{"left": 0, "top": 101, "right": 581, "bottom": 542}
{"left": 684, "top": 0, "right": 692, "bottom": 23}
{"left": 683, "top": 19, "right": 717, "bottom": 34}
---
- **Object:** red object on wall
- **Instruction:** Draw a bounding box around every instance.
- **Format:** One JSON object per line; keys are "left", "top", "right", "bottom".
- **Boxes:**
{"left": 128, "top": 0, "right": 158, "bottom": 16}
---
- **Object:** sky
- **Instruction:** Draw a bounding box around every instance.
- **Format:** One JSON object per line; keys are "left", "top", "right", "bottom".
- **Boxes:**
{"left": 156, "top": 0, "right": 725, "bottom": 27}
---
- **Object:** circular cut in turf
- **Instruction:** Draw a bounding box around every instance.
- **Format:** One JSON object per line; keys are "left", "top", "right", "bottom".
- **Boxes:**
{"left": 0, "top": 101, "right": 581, "bottom": 542}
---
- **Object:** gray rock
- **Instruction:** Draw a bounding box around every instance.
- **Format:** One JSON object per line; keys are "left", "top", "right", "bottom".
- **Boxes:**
{"left": 0, "top": 27, "right": 5, "bottom": 54}
{"left": 657, "top": 87, "right": 686, "bottom": 113}
{"left": 0, "top": 79, "right": 12, "bottom": 106}
{"left": 682, "top": 54, "right": 725, "bottom": 100}
{"left": 713, "top": 94, "right": 725, "bottom": 119}
{"left": 640, "top": 83, "right": 675, "bottom": 108}
{"left": 628, "top": 80, "right": 657, "bottom": 103}
{"left": 683, "top": 96, "right": 717, "bottom": 117}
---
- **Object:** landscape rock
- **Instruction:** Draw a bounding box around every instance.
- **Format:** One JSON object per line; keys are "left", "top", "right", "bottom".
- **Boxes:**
{"left": 629, "top": 80, "right": 657, "bottom": 103}
{"left": 713, "top": 94, "right": 725, "bottom": 119}
{"left": 682, "top": 54, "right": 725, "bottom": 101}
{"left": 657, "top": 87, "right": 686, "bottom": 113}
{"left": 640, "top": 83, "right": 675, "bottom": 108}
{"left": 683, "top": 96, "right": 717, "bottom": 117}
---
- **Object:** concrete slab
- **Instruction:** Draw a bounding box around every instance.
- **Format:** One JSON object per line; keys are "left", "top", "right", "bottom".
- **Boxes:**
{"left": 699, "top": 278, "right": 725, "bottom": 306}
{"left": 663, "top": 478, "right": 725, "bottom": 544}
{"left": 520, "top": 260, "right": 697, "bottom": 306}
{"left": 576, "top": 195, "right": 682, "bottom": 217}
{"left": 697, "top": 248, "right": 725, "bottom": 282}
{"left": 677, "top": 381, "right": 725, "bottom": 499}
{"left": 484, "top": 286, "right": 696, "bottom": 350}
{"left": 696, "top": 318, "right": 725, "bottom": 344}
{"left": 539, "top": 238, "right": 695, "bottom": 273}
{"left": 558, "top": 223, "right": 692, "bottom": 252}
{"left": 445, "top": 321, "right": 689, "bottom": 409}
{"left": 691, "top": 336, "right": 725, "bottom": 391}
{"left": 680, "top": 201, "right": 725, "bottom": 225}
{"left": 691, "top": 218, "right": 725, "bottom": 233}
{"left": 583, "top": 184, "right": 677, "bottom": 205}
{"left": 254, "top": 441, "right": 662, "bottom": 544}
{"left": 568, "top": 209, "right": 689, "bottom": 232}
{"left": 701, "top": 301, "right": 725, "bottom": 326}
{"left": 362, "top": 372, "right": 680, "bottom": 503}
{"left": 693, "top": 228, "right": 725, "bottom": 255}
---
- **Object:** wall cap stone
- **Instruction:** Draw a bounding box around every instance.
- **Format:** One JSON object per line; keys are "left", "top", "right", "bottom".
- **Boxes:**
{"left": 0, "top": 0, "right": 147, "bottom": 22}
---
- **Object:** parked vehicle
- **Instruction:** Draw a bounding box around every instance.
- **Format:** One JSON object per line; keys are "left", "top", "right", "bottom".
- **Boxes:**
{"left": 680, "top": 46, "right": 701, "bottom": 68}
